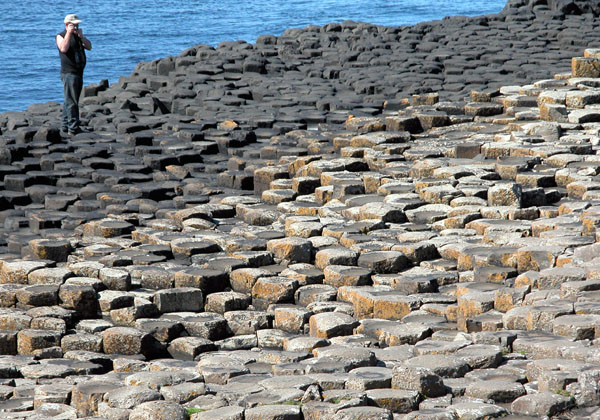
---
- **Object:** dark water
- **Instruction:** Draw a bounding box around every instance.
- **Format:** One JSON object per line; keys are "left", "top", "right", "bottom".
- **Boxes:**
{"left": 1, "top": 0, "right": 506, "bottom": 113}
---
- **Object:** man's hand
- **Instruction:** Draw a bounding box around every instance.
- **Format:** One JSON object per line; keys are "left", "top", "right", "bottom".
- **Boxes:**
{"left": 58, "top": 22, "right": 92, "bottom": 52}
{"left": 77, "top": 27, "right": 92, "bottom": 50}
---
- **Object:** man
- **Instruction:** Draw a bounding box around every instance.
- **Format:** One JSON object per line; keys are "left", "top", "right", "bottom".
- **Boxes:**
{"left": 56, "top": 14, "right": 92, "bottom": 135}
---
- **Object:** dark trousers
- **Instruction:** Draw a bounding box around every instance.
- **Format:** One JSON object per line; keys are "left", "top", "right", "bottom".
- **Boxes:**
{"left": 61, "top": 72, "right": 83, "bottom": 132}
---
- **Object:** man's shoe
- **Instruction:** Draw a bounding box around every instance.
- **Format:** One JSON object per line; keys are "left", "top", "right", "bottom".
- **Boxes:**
{"left": 68, "top": 127, "right": 83, "bottom": 135}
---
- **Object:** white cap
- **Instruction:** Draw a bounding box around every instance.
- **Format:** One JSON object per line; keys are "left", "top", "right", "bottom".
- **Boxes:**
{"left": 64, "top": 14, "right": 82, "bottom": 25}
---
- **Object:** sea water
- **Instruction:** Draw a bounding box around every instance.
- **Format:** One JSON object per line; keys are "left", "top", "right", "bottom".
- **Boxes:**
{"left": 1, "top": 0, "right": 506, "bottom": 113}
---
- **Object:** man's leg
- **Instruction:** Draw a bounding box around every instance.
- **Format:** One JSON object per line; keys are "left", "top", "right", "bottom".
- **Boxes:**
{"left": 62, "top": 73, "right": 82, "bottom": 132}
{"left": 61, "top": 73, "right": 69, "bottom": 132}
{"left": 73, "top": 74, "right": 83, "bottom": 121}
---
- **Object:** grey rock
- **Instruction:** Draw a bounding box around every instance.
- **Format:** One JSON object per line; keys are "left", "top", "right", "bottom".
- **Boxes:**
{"left": 511, "top": 392, "right": 574, "bottom": 417}
{"left": 129, "top": 401, "right": 187, "bottom": 420}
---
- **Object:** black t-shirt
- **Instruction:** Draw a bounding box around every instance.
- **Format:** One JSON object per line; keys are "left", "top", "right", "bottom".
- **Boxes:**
{"left": 57, "top": 29, "right": 86, "bottom": 74}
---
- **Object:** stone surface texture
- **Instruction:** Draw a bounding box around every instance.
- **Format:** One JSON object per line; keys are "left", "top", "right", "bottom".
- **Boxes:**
{"left": 1, "top": 1, "right": 600, "bottom": 418}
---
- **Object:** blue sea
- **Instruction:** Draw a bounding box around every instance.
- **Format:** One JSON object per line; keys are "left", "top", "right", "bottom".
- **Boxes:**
{"left": 1, "top": 0, "right": 507, "bottom": 114}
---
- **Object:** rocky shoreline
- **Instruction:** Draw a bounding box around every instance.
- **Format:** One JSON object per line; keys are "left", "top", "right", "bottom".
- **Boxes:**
{"left": 3, "top": 0, "right": 600, "bottom": 419}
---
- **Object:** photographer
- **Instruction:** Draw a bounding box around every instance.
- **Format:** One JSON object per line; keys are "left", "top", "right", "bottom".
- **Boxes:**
{"left": 56, "top": 14, "right": 92, "bottom": 135}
